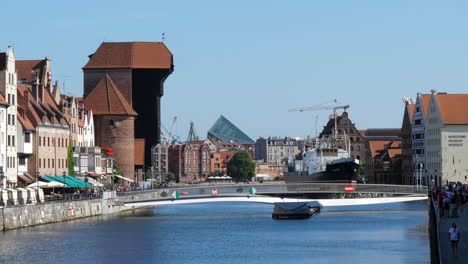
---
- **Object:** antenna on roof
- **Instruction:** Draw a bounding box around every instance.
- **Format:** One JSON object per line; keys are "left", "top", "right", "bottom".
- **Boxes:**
{"left": 161, "top": 32, "right": 166, "bottom": 42}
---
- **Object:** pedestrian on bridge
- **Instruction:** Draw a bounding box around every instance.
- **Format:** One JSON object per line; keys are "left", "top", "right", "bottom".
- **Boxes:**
{"left": 448, "top": 223, "right": 461, "bottom": 257}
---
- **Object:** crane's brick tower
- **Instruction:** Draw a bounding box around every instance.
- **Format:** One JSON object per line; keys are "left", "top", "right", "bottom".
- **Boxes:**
{"left": 83, "top": 42, "right": 174, "bottom": 172}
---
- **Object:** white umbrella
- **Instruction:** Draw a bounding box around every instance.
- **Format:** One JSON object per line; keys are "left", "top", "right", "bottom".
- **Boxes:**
{"left": 27, "top": 181, "right": 66, "bottom": 188}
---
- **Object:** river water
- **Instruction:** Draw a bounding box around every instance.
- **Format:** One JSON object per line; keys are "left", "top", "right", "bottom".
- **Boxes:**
{"left": 0, "top": 201, "right": 429, "bottom": 264}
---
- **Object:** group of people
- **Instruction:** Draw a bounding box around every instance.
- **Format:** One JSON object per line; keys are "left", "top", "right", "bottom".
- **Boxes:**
{"left": 432, "top": 182, "right": 465, "bottom": 257}
{"left": 433, "top": 182, "right": 467, "bottom": 218}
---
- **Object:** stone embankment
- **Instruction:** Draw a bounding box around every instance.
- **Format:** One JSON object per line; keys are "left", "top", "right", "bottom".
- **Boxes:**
{"left": 0, "top": 190, "right": 166, "bottom": 231}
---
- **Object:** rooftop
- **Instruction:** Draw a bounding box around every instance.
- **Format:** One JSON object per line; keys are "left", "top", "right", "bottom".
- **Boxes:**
{"left": 83, "top": 42, "right": 173, "bottom": 69}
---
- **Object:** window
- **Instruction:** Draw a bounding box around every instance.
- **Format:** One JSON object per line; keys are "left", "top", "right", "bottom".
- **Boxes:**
{"left": 39, "top": 159, "right": 41, "bottom": 168}
{"left": 25, "top": 132, "right": 31, "bottom": 143}
{"left": 52, "top": 159, "right": 54, "bottom": 168}
{"left": 43, "top": 137, "right": 46, "bottom": 146}
{"left": 48, "top": 137, "right": 50, "bottom": 147}
{"left": 7, "top": 114, "right": 10, "bottom": 125}
{"left": 356, "top": 146, "right": 361, "bottom": 151}
{"left": 414, "top": 120, "right": 421, "bottom": 125}
{"left": 12, "top": 136, "right": 15, "bottom": 146}
{"left": 48, "top": 159, "right": 50, "bottom": 168}
{"left": 7, "top": 135, "right": 10, "bottom": 146}
{"left": 11, "top": 115, "right": 14, "bottom": 125}
{"left": 19, "top": 157, "right": 25, "bottom": 165}
{"left": 12, "top": 95, "right": 15, "bottom": 105}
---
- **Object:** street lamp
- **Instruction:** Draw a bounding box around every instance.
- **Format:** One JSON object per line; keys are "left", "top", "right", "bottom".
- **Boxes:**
{"left": 63, "top": 171, "right": 66, "bottom": 200}
{"left": 36, "top": 171, "right": 40, "bottom": 201}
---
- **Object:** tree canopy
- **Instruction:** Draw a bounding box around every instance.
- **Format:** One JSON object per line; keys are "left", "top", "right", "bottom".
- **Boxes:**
{"left": 67, "top": 140, "right": 75, "bottom": 176}
{"left": 227, "top": 151, "right": 255, "bottom": 182}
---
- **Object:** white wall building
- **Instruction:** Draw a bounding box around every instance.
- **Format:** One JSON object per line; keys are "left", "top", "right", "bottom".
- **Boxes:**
{"left": 0, "top": 47, "right": 18, "bottom": 187}
{"left": 83, "top": 110, "right": 94, "bottom": 147}
{"left": 0, "top": 94, "right": 8, "bottom": 188}
{"left": 425, "top": 91, "right": 468, "bottom": 185}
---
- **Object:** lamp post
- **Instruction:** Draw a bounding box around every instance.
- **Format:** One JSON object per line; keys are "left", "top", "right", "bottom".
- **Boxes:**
{"left": 36, "top": 171, "right": 40, "bottom": 201}
{"left": 63, "top": 171, "right": 66, "bottom": 200}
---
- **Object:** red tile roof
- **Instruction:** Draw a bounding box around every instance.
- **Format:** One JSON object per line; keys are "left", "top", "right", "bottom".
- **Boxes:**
{"left": 83, "top": 42, "right": 173, "bottom": 69}
{"left": 134, "top": 139, "right": 145, "bottom": 166}
{"left": 436, "top": 94, "right": 468, "bottom": 125}
{"left": 368, "top": 140, "right": 392, "bottom": 158}
{"left": 407, "top": 104, "right": 415, "bottom": 121}
{"left": 420, "top": 94, "right": 431, "bottom": 118}
{"left": 83, "top": 75, "right": 137, "bottom": 116}
{"left": 16, "top": 60, "right": 45, "bottom": 83}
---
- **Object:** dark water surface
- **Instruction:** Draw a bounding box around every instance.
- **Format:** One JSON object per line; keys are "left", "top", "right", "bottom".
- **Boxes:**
{"left": 0, "top": 201, "right": 429, "bottom": 264}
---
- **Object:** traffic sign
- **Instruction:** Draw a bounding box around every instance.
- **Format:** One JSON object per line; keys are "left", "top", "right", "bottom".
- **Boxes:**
{"left": 249, "top": 187, "right": 256, "bottom": 195}
{"left": 211, "top": 188, "right": 218, "bottom": 196}
{"left": 344, "top": 185, "right": 355, "bottom": 192}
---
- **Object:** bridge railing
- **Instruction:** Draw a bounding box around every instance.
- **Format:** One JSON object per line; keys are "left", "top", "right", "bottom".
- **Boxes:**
{"left": 116, "top": 183, "right": 427, "bottom": 198}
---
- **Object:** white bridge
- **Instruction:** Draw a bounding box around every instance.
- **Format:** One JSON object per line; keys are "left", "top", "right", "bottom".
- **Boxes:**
{"left": 124, "top": 195, "right": 428, "bottom": 208}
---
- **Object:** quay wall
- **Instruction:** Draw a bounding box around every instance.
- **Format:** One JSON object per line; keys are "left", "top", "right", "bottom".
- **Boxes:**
{"left": 0, "top": 190, "right": 168, "bottom": 231}
{"left": 0, "top": 193, "right": 122, "bottom": 231}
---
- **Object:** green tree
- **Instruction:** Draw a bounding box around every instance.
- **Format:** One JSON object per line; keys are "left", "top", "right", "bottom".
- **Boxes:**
{"left": 67, "top": 140, "right": 75, "bottom": 176}
{"left": 227, "top": 151, "right": 255, "bottom": 182}
{"left": 166, "top": 172, "right": 175, "bottom": 183}
{"left": 358, "top": 160, "right": 366, "bottom": 181}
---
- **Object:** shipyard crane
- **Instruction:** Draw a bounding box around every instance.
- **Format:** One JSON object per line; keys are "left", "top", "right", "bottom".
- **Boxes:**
{"left": 288, "top": 100, "right": 350, "bottom": 140}
{"left": 161, "top": 116, "right": 180, "bottom": 145}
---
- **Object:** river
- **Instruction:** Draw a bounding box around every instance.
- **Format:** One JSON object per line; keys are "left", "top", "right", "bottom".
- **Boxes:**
{"left": 0, "top": 201, "right": 429, "bottom": 264}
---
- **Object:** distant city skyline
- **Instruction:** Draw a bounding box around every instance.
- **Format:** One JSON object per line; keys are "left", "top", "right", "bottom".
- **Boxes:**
{"left": 3, "top": 0, "right": 468, "bottom": 140}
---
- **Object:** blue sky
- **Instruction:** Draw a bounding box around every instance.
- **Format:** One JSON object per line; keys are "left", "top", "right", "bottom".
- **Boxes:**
{"left": 2, "top": 0, "right": 468, "bottom": 141}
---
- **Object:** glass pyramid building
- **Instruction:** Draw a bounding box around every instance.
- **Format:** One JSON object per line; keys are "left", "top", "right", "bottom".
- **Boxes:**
{"left": 207, "top": 115, "right": 255, "bottom": 144}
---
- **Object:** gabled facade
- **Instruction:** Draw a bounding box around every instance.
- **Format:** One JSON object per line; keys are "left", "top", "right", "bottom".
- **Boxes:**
{"left": 83, "top": 110, "right": 94, "bottom": 147}
{"left": 411, "top": 94, "right": 431, "bottom": 185}
{"left": 401, "top": 102, "right": 414, "bottom": 185}
{"left": 425, "top": 91, "right": 468, "bottom": 185}
{"left": 0, "top": 93, "right": 8, "bottom": 188}
{"left": 319, "top": 112, "right": 365, "bottom": 159}
{"left": 0, "top": 47, "right": 18, "bottom": 186}
{"left": 168, "top": 141, "right": 211, "bottom": 183}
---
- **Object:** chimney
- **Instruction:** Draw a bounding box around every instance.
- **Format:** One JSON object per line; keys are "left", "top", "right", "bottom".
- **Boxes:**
{"left": 34, "top": 84, "right": 44, "bottom": 103}
{"left": 32, "top": 84, "right": 39, "bottom": 101}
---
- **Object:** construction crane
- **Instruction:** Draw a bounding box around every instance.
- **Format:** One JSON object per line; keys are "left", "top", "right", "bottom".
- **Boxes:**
{"left": 288, "top": 100, "right": 350, "bottom": 140}
{"left": 161, "top": 116, "right": 179, "bottom": 145}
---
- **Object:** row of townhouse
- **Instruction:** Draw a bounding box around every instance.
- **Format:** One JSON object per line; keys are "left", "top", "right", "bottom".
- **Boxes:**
{"left": 398, "top": 90, "right": 468, "bottom": 186}
{"left": 0, "top": 46, "right": 113, "bottom": 188}
{"left": 157, "top": 138, "right": 252, "bottom": 183}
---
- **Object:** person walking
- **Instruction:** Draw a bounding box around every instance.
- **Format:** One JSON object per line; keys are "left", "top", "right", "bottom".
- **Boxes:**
{"left": 451, "top": 193, "right": 458, "bottom": 218}
{"left": 443, "top": 195, "right": 450, "bottom": 217}
{"left": 448, "top": 223, "right": 461, "bottom": 257}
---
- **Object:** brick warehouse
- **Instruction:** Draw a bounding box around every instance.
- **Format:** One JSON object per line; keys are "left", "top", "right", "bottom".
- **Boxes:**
{"left": 82, "top": 42, "right": 174, "bottom": 179}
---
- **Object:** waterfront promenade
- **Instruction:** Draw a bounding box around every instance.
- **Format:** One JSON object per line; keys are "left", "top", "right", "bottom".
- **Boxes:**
{"left": 438, "top": 209, "right": 468, "bottom": 263}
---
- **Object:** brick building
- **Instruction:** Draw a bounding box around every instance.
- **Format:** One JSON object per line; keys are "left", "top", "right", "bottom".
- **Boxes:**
{"left": 319, "top": 112, "right": 365, "bottom": 160}
{"left": 365, "top": 140, "right": 403, "bottom": 184}
{"left": 168, "top": 141, "right": 211, "bottom": 183}
{"left": 17, "top": 83, "right": 70, "bottom": 177}
{"left": 83, "top": 75, "right": 137, "bottom": 182}
{"left": 401, "top": 102, "right": 415, "bottom": 185}
{"left": 210, "top": 150, "right": 238, "bottom": 176}
{"left": 83, "top": 42, "right": 173, "bottom": 170}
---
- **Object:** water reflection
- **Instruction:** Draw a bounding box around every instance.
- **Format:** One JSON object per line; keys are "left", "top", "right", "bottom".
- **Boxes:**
{"left": 0, "top": 201, "right": 429, "bottom": 264}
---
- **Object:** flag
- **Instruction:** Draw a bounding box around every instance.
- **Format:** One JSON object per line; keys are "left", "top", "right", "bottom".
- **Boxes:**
{"left": 249, "top": 187, "right": 256, "bottom": 195}
{"left": 172, "top": 191, "right": 180, "bottom": 199}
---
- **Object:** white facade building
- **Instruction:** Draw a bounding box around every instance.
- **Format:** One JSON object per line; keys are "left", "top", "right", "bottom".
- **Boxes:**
{"left": 425, "top": 91, "right": 468, "bottom": 185}
{"left": 0, "top": 47, "right": 18, "bottom": 187}
{"left": 83, "top": 110, "right": 94, "bottom": 147}
{"left": 0, "top": 95, "right": 8, "bottom": 188}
